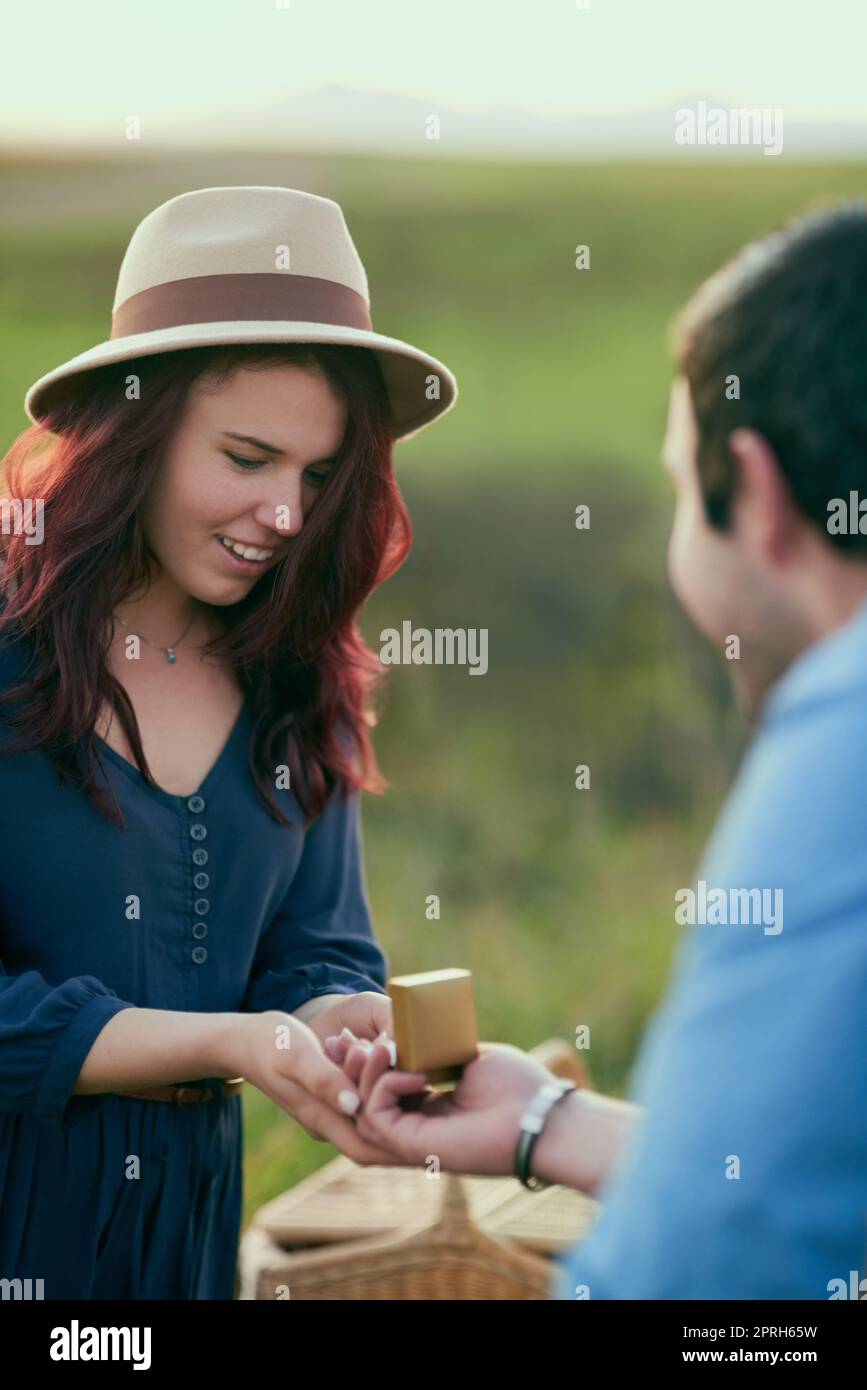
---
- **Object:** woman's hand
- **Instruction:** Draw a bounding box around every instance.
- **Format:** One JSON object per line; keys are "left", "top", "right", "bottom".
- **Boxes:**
{"left": 333, "top": 1035, "right": 559, "bottom": 1177}
{"left": 230, "top": 1010, "right": 404, "bottom": 1166}
{"left": 305, "top": 992, "right": 392, "bottom": 1054}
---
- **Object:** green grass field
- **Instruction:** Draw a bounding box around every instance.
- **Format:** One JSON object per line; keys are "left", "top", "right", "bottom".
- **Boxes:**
{"left": 2, "top": 151, "right": 865, "bottom": 1228}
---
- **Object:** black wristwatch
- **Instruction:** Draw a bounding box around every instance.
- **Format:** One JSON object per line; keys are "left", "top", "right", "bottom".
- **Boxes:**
{"left": 514, "top": 1078, "right": 578, "bottom": 1190}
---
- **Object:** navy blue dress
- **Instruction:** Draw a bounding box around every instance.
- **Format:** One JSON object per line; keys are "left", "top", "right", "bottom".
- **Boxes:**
{"left": 0, "top": 600, "right": 390, "bottom": 1299}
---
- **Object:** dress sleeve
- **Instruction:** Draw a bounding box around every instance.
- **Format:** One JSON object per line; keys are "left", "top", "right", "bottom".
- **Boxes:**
{"left": 242, "top": 784, "right": 390, "bottom": 1017}
{"left": 0, "top": 603, "right": 138, "bottom": 1131}
{"left": 0, "top": 964, "right": 136, "bottom": 1132}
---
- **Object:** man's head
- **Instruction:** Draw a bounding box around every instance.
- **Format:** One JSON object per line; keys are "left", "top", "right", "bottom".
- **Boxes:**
{"left": 662, "top": 200, "right": 867, "bottom": 723}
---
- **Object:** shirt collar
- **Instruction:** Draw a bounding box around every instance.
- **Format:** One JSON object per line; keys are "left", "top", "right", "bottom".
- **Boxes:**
{"left": 759, "top": 591, "right": 867, "bottom": 729}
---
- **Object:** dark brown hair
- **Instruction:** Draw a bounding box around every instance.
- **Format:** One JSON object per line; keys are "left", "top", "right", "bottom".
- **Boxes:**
{"left": 0, "top": 342, "right": 411, "bottom": 827}
{"left": 672, "top": 199, "right": 867, "bottom": 548}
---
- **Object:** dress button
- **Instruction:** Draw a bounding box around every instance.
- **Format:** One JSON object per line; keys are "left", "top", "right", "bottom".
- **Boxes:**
{"left": 187, "top": 795, "right": 205, "bottom": 813}
{"left": 194, "top": 897, "right": 210, "bottom": 916}
{"left": 192, "top": 848, "right": 208, "bottom": 866}
{"left": 192, "top": 922, "right": 208, "bottom": 940}
{"left": 193, "top": 872, "right": 210, "bottom": 890}
{"left": 190, "top": 824, "right": 207, "bottom": 842}
{"left": 192, "top": 946, "right": 208, "bottom": 965}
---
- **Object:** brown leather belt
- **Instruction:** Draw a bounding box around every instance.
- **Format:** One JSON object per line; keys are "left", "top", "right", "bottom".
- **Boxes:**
{"left": 119, "top": 1077, "right": 245, "bottom": 1105}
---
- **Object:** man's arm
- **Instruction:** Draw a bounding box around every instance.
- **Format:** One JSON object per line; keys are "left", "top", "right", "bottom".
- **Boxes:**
{"left": 532, "top": 1087, "right": 643, "bottom": 1197}
{"left": 551, "top": 895, "right": 867, "bottom": 1297}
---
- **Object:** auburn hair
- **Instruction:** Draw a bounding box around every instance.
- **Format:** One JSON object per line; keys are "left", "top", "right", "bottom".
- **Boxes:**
{"left": 0, "top": 342, "right": 411, "bottom": 828}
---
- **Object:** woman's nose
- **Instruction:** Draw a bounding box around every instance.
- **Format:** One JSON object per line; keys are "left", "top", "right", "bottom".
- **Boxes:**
{"left": 263, "top": 484, "right": 304, "bottom": 538}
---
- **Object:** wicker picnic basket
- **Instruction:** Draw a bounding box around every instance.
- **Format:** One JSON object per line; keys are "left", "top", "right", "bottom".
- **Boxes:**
{"left": 238, "top": 1039, "right": 599, "bottom": 1300}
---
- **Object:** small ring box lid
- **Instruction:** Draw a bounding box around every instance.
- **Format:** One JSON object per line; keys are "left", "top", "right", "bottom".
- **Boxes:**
{"left": 387, "top": 968, "right": 479, "bottom": 1085}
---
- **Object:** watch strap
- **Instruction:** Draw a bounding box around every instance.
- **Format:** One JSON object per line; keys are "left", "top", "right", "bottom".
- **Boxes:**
{"left": 514, "top": 1077, "right": 578, "bottom": 1190}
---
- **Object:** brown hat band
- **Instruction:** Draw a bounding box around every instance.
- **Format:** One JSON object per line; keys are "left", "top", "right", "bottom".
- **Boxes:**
{"left": 111, "top": 271, "right": 374, "bottom": 339}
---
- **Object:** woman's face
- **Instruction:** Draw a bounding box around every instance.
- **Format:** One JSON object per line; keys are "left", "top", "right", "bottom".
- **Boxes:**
{"left": 139, "top": 361, "right": 348, "bottom": 606}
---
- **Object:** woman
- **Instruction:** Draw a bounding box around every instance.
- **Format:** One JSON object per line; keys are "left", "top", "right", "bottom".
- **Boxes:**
{"left": 0, "top": 185, "right": 457, "bottom": 1299}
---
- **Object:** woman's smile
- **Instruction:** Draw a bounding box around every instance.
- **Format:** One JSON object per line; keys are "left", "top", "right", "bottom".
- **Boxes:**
{"left": 214, "top": 532, "right": 276, "bottom": 574}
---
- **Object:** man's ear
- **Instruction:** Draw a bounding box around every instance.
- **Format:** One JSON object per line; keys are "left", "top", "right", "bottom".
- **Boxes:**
{"left": 726, "top": 427, "right": 799, "bottom": 563}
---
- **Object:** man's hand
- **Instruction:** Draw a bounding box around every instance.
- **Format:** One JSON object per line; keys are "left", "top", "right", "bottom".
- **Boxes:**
{"left": 333, "top": 1035, "right": 555, "bottom": 1177}
{"left": 331, "top": 1032, "right": 641, "bottom": 1191}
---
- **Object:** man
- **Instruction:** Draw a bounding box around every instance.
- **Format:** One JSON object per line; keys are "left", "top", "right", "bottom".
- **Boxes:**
{"left": 331, "top": 200, "right": 867, "bottom": 1299}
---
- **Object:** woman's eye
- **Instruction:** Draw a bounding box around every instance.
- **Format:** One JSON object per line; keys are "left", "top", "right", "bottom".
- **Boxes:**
{"left": 225, "top": 452, "right": 269, "bottom": 472}
{"left": 225, "top": 453, "right": 332, "bottom": 484}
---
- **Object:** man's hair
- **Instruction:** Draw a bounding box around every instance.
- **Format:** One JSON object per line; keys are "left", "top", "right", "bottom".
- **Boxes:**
{"left": 673, "top": 199, "right": 867, "bottom": 551}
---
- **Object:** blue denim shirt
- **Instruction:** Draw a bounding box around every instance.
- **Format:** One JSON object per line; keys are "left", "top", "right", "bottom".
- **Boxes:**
{"left": 552, "top": 598, "right": 867, "bottom": 1299}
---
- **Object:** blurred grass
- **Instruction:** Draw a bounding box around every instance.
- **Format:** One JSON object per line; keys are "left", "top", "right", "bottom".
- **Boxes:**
{"left": 2, "top": 150, "right": 865, "bottom": 1230}
{"left": 4, "top": 154, "right": 867, "bottom": 473}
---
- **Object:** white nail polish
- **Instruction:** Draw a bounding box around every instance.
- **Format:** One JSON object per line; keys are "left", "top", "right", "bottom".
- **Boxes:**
{"left": 338, "top": 1089, "right": 360, "bottom": 1114}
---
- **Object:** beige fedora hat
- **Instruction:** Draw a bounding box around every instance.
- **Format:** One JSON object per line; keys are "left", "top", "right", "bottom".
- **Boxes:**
{"left": 23, "top": 185, "right": 458, "bottom": 443}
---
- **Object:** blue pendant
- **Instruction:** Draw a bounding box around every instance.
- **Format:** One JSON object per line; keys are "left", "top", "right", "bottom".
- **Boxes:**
{"left": 166, "top": 650, "right": 177, "bottom": 664}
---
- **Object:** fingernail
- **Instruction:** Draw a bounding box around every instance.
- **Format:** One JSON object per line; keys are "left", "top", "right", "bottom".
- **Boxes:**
{"left": 386, "top": 1040, "right": 398, "bottom": 1066}
{"left": 324, "top": 1035, "right": 339, "bottom": 1048}
{"left": 359, "top": 1039, "right": 373, "bottom": 1053}
{"left": 339, "top": 1027, "right": 357, "bottom": 1041}
{"left": 338, "top": 1089, "right": 360, "bottom": 1114}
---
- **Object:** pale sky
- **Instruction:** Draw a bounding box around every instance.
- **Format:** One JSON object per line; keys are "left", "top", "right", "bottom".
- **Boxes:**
{"left": 2, "top": 0, "right": 865, "bottom": 154}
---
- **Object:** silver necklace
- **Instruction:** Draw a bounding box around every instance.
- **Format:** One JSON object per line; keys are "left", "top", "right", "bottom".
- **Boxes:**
{"left": 113, "top": 609, "right": 199, "bottom": 664}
